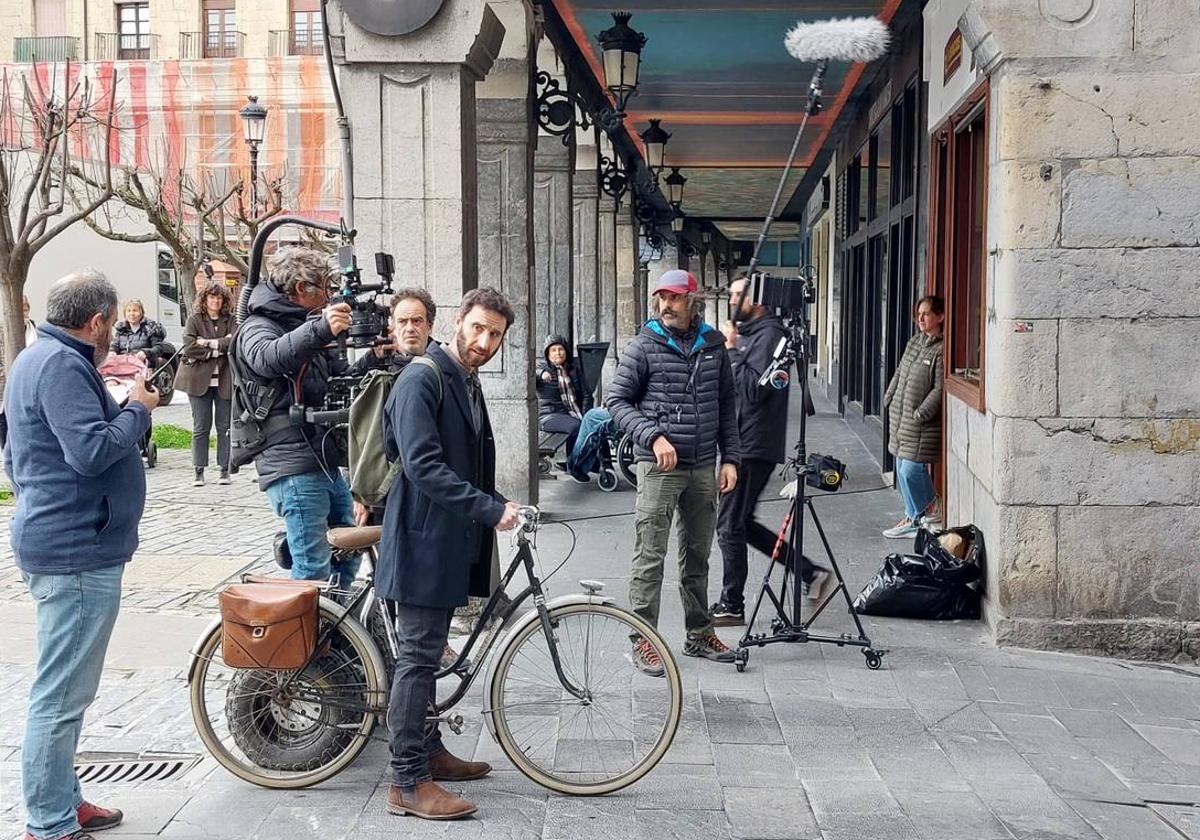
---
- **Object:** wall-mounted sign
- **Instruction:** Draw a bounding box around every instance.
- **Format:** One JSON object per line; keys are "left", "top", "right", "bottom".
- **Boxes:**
{"left": 944, "top": 29, "right": 963, "bottom": 81}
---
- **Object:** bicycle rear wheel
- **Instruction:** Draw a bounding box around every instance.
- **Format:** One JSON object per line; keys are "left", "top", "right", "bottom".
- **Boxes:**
{"left": 189, "top": 599, "right": 387, "bottom": 789}
{"left": 488, "top": 603, "right": 681, "bottom": 795}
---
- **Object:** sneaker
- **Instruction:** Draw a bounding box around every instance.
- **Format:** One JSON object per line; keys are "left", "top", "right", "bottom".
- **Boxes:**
{"left": 710, "top": 601, "right": 745, "bottom": 627}
{"left": 23, "top": 833, "right": 95, "bottom": 840}
{"left": 882, "top": 517, "right": 917, "bottom": 539}
{"left": 192, "top": 468, "right": 205, "bottom": 487}
{"left": 77, "top": 802, "right": 123, "bottom": 832}
{"left": 569, "top": 470, "right": 591, "bottom": 484}
{"left": 683, "top": 632, "right": 736, "bottom": 663}
{"left": 806, "top": 569, "right": 835, "bottom": 603}
{"left": 631, "top": 637, "right": 666, "bottom": 677}
{"left": 218, "top": 470, "right": 232, "bottom": 485}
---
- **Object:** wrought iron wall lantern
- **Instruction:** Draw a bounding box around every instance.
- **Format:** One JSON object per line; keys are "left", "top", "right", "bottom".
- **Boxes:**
{"left": 638, "top": 226, "right": 665, "bottom": 265}
{"left": 536, "top": 70, "right": 591, "bottom": 146}
{"left": 664, "top": 167, "right": 686, "bottom": 206}
{"left": 595, "top": 11, "right": 647, "bottom": 134}
{"left": 640, "top": 119, "right": 671, "bottom": 176}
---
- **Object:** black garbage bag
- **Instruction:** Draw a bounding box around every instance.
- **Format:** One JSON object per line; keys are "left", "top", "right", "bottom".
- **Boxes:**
{"left": 854, "top": 525, "right": 986, "bottom": 620}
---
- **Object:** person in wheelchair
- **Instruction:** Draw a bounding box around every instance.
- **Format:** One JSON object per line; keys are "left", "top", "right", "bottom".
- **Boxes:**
{"left": 535, "top": 335, "right": 614, "bottom": 484}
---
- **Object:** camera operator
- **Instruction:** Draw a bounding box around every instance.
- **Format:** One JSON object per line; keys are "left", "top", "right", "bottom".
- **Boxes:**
{"left": 234, "top": 246, "right": 389, "bottom": 586}
{"left": 710, "top": 274, "right": 832, "bottom": 627}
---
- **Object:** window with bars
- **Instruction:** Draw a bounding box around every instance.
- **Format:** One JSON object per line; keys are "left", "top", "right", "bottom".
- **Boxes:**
{"left": 204, "top": 0, "right": 236, "bottom": 57}
{"left": 291, "top": 0, "right": 323, "bottom": 54}
{"left": 116, "top": 2, "right": 149, "bottom": 59}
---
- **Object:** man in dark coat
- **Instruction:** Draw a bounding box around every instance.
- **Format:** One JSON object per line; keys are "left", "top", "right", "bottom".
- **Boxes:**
{"left": 606, "top": 269, "right": 741, "bottom": 675}
{"left": 377, "top": 287, "right": 521, "bottom": 821}
{"left": 711, "top": 275, "right": 832, "bottom": 627}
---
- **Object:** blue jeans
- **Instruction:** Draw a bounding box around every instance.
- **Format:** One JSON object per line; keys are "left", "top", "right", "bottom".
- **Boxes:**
{"left": 265, "top": 471, "right": 358, "bottom": 586}
{"left": 566, "top": 408, "right": 615, "bottom": 476}
{"left": 388, "top": 604, "right": 452, "bottom": 788}
{"left": 895, "top": 457, "right": 934, "bottom": 521}
{"left": 21, "top": 565, "right": 124, "bottom": 840}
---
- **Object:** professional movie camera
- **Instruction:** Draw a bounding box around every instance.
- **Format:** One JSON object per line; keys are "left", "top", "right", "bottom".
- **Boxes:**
{"left": 333, "top": 246, "right": 395, "bottom": 354}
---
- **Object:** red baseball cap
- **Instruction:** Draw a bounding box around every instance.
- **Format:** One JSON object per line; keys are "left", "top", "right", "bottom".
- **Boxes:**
{"left": 652, "top": 269, "right": 698, "bottom": 296}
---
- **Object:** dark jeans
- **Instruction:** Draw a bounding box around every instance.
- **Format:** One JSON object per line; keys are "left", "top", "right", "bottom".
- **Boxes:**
{"left": 539, "top": 413, "right": 581, "bottom": 455}
{"left": 188, "top": 387, "right": 230, "bottom": 470}
{"left": 716, "top": 458, "right": 818, "bottom": 610}
{"left": 388, "top": 604, "right": 452, "bottom": 789}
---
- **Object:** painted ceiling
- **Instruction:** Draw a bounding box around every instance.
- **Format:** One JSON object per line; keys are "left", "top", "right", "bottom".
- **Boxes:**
{"left": 553, "top": 0, "right": 900, "bottom": 239}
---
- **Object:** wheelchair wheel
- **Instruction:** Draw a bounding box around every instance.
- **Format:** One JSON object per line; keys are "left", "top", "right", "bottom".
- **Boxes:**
{"left": 597, "top": 468, "right": 618, "bottom": 492}
{"left": 616, "top": 434, "right": 637, "bottom": 488}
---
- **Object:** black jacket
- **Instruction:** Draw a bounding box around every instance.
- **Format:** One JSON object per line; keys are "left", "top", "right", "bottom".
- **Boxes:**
{"left": 730, "top": 313, "right": 790, "bottom": 464}
{"left": 376, "top": 342, "right": 505, "bottom": 608}
{"left": 535, "top": 335, "right": 593, "bottom": 420}
{"left": 234, "top": 282, "right": 376, "bottom": 489}
{"left": 606, "top": 319, "right": 741, "bottom": 468}
{"left": 113, "top": 319, "right": 166, "bottom": 358}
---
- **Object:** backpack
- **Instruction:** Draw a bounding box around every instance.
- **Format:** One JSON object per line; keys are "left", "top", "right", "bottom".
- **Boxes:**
{"left": 348, "top": 355, "right": 442, "bottom": 507}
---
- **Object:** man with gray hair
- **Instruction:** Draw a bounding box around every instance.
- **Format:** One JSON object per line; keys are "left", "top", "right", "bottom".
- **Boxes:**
{"left": 606, "top": 268, "right": 741, "bottom": 675}
{"left": 233, "top": 246, "right": 389, "bottom": 585}
{"left": 4, "top": 270, "right": 159, "bottom": 840}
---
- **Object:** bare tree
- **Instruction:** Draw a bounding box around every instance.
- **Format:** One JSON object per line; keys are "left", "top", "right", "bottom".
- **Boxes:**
{"left": 0, "top": 63, "right": 117, "bottom": 378}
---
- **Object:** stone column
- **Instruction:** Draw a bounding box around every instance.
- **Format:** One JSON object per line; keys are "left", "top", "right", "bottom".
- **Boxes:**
{"left": 330, "top": 0, "right": 503, "bottom": 310}
{"left": 572, "top": 147, "right": 601, "bottom": 346}
{"left": 475, "top": 0, "right": 537, "bottom": 504}
{"left": 534, "top": 139, "right": 574, "bottom": 344}
{"left": 597, "top": 194, "right": 618, "bottom": 389}
{"left": 614, "top": 207, "right": 640, "bottom": 356}
{"left": 704, "top": 250, "right": 719, "bottom": 326}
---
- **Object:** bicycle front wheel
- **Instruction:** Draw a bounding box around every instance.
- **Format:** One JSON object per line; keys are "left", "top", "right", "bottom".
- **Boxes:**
{"left": 488, "top": 602, "right": 682, "bottom": 795}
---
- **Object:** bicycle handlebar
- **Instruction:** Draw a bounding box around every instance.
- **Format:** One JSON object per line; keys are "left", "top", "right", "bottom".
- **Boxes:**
{"left": 516, "top": 506, "right": 540, "bottom": 534}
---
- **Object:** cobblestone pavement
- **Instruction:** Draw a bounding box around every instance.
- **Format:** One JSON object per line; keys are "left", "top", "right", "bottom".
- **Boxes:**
{"left": 3, "top": 398, "right": 1200, "bottom": 840}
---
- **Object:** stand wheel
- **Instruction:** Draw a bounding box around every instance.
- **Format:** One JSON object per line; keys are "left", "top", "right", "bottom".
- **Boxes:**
{"left": 146, "top": 441, "right": 158, "bottom": 468}
{"left": 597, "top": 469, "right": 618, "bottom": 492}
{"left": 537, "top": 455, "right": 552, "bottom": 476}
{"left": 863, "top": 649, "right": 883, "bottom": 670}
{"left": 734, "top": 648, "right": 749, "bottom": 672}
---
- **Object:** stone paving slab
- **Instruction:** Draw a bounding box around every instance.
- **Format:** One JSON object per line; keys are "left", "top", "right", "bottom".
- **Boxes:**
{"left": 4, "top": 398, "right": 1200, "bottom": 840}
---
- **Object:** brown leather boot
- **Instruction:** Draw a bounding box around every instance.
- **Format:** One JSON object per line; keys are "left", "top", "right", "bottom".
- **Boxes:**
{"left": 386, "top": 781, "right": 477, "bottom": 820}
{"left": 429, "top": 749, "right": 492, "bottom": 781}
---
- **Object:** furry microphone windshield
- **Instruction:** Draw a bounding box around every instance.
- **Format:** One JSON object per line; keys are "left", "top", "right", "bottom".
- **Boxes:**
{"left": 784, "top": 16, "right": 891, "bottom": 63}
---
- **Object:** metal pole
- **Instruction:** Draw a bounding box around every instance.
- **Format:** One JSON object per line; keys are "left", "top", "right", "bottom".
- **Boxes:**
{"left": 249, "top": 144, "right": 259, "bottom": 213}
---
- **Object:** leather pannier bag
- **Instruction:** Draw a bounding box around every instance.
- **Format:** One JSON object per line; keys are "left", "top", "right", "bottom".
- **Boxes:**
{"left": 219, "top": 582, "right": 320, "bottom": 670}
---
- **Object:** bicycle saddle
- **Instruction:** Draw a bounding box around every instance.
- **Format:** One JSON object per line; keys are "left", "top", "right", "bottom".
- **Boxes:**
{"left": 326, "top": 526, "right": 383, "bottom": 551}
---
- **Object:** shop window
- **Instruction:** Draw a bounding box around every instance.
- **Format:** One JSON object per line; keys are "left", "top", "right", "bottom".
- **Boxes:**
{"left": 780, "top": 241, "right": 801, "bottom": 267}
{"left": 929, "top": 84, "right": 989, "bottom": 411}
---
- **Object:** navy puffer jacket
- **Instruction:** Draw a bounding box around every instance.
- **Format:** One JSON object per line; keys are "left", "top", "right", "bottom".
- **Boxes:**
{"left": 606, "top": 320, "right": 741, "bottom": 468}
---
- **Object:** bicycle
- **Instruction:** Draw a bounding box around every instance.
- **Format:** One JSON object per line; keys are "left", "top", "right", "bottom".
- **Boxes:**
{"left": 187, "top": 506, "right": 682, "bottom": 795}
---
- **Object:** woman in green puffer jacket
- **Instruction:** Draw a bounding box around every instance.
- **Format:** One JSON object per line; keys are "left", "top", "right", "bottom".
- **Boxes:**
{"left": 882, "top": 295, "right": 944, "bottom": 539}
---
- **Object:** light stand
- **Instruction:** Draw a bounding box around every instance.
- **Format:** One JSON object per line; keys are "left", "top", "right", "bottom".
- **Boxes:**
{"left": 732, "top": 278, "right": 884, "bottom": 672}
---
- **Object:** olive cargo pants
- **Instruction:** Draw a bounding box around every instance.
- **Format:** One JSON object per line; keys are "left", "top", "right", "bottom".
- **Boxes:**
{"left": 630, "top": 461, "right": 718, "bottom": 638}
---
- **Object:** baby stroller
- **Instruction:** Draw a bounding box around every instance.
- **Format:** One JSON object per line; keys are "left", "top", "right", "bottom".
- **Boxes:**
{"left": 536, "top": 341, "right": 623, "bottom": 492}
{"left": 98, "top": 353, "right": 158, "bottom": 468}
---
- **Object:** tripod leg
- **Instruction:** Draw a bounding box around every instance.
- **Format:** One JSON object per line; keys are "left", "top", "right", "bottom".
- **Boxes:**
{"left": 806, "top": 499, "right": 872, "bottom": 643}
{"left": 738, "top": 499, "right": 798, "bottom": 648}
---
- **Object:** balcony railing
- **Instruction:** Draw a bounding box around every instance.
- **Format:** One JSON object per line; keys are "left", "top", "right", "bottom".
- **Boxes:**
{"left": 13, "top": 36, "right": 79, "bottom": 62}
{"left": 179, "top": 30, "right": 245, "bottom": 59}
{"left": 268, "top": 28, "right": 324, "bottom": 57}
{"left": 94, "top": 32, "right": 159, "bottom": 60}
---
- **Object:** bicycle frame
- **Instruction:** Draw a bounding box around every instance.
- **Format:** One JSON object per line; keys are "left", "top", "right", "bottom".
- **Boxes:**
{"left": 275, "top": 519, "right": 587, "bottom": 722}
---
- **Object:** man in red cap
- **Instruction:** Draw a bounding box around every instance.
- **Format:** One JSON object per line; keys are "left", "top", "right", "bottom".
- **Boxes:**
{"left": 607, "top": 268, "right": 741, "bottom": 674}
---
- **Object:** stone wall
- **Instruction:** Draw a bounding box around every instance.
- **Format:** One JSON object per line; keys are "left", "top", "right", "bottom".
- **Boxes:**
{"left": 949, "top": 0, "right": 1200, "bottom": 660}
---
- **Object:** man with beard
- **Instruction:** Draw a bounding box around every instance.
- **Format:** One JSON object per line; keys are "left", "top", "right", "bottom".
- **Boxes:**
{"left": 377, "top": 287, "right": 522, "bottom": 821}
{"left": 607, "top": 269, "right": 741, "bottom": 675}
{"left": 4, "top": 271, "right": 159, "bottom": 840}
{"left": 710, "top": 274, "right": 832, "bottom": 627}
